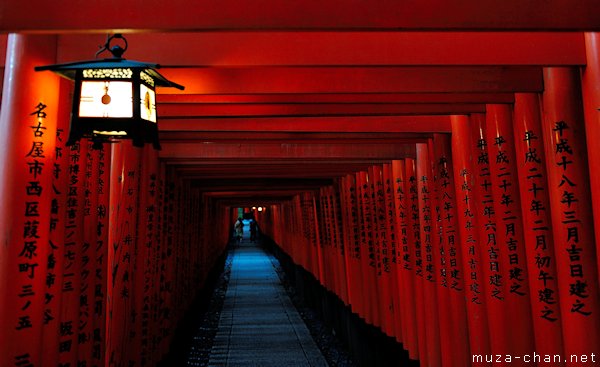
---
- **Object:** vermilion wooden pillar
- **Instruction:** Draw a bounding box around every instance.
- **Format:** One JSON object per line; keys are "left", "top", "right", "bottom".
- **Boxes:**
{"left": 432, "top": 133, "right": 469, "bottom": 367}
{"left": 392, "top": 160, "right": 418, "bottom": 358}
{"left": 541, "top": 67, "right": 600, "bottom": 362}
{"left": 40, "top": 78, "right": 71, "bottom": 366}
{"left": 450, "top": 115, "right": 491, "bottom": 365}
{"left": 485, "top": 104, "right": 535, "bottom": 360}
{"left": 107, "top": 141, "right": 143, "bottom": 365}
{"left": 372, "top": 164, "right": 394, "bottom": 335}
{"left": 582, "top": 33, "right": 600, "bottom": 281}
{"left": 416, "top": 143, "right": 440, "bottom": 367}
{"left": 0, "top": 34, "right": 59, "bottom": 367}
{"left": 513, "top": 93, "right": 564, "bottom": 365}
{"left": 383, "top": 163, "right": 403, "bottom": 342}
{"left": 469, "top": 113, "right": 508, "bottom": 358}
{"left": 405, "top": 158, "right": 424, "bottom": 362}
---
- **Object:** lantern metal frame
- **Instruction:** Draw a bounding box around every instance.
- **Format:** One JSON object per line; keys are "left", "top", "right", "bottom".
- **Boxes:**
{"left": 35, "top": 34, "right": 184, "bottom": 149}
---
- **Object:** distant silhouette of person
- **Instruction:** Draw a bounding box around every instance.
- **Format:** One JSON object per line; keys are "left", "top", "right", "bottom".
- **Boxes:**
{"left": 234, "top": 218, "right": 244, "bottom": 242}
{"left": 249, "top": 219, "right": 258, "bottom": 242}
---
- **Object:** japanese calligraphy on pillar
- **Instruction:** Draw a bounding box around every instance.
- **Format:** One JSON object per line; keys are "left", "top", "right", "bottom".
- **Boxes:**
{"left": 13, "top": 103, "right": 52, "bottom": 367}
{"left": 376, "top": 169, "right": 390, "bottom": 275}
{"left": 552, "top": 120, "right": 593, "bottom": 317}
{"left": 93, "top": 145, "right": 109, "bottom": 366}
{"left": 488, "top": 130, "right": 529, "bottom": 298}
{"left": 78, "top": 141, "right": 96, "bottom": 365}
{"left": 384, "top": 165, "right": 397, "bottom": 270}
{"left": 418, "top": 159, "right": 435, "bottom": 283}
{"left": 347, "top": 176, "right": 360, "bottom": 260}
{"left": 363, "top": 175, "right": 376, "bottom": 269}
{"left": 409, "top": 168, "right": 423, "bottom": 279}
{"left": 393, "top": 163, "right": 411, "bottom": 272}
{"left": 474, "top": 131, "right": 502, "bottom": 301}
{"left": 42, "top": 123, "right": 67, "bottom": 366}
{"left": 59, "top": 141, "right": 87, "bottom": 366}
{"left": 514, "top": 110, "right": 562, "bottom": 324}
{"left": 457, "top": 164, "right": 480, "bottom": 304}
{"left": 435, "top": 143, "right": 462, "bottom": 292}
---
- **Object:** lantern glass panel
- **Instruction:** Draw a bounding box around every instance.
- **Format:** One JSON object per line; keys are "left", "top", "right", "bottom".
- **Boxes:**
{"left": 140, "top": 83, "right": 157, "bottom": 123}
{"left": 79, "top": 80, "right": 133, "bottom": 118}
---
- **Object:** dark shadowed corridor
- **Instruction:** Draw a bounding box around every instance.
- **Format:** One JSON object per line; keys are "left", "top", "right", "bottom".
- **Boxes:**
{"left": 206, "top": 232, "right": 327, "bottom": 366}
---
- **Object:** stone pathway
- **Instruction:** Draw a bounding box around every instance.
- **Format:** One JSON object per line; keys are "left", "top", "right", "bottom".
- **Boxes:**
{"left": 207, "top": 238, "right": 328, "bottom": 367}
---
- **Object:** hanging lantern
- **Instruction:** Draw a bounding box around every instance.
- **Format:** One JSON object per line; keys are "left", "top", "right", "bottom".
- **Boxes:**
{"left": 35, "top": 34, "right": 184, "bottom": 149}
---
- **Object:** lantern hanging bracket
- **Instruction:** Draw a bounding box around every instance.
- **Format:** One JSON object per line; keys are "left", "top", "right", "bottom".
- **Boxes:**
{"left": 95, "top": 33, "right": 128, "bottom": 59}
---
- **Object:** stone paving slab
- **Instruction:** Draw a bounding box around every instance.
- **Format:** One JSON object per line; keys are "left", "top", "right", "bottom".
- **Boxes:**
{"left": 208, "top": 240, "right": 328, "bottom": 367}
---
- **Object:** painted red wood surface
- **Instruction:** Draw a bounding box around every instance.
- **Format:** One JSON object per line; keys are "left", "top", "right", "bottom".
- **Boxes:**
{"left": 433, "top": 133, "right": 470, "bottom": 367}
{"left": 541, "top": 67, "right": 600, "bottom": 363}
{"left": 392, "top": 159, "right": 419, "bottom": 359}
{"left": 513, "top": 93, "right": 565, "bottom": 365}
{"left": 0, "top": 34, "right": 59, "bottom": 367}
{"left": 450, "top": 115, "right": 492, "bottom": 365}
{"left": 485, "top": 104, "right": 535, "bottom": 362}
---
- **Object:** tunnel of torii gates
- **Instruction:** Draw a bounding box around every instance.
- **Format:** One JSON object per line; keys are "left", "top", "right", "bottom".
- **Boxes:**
{"left": 3, "top": 3, "right": 600, "bottom": 367}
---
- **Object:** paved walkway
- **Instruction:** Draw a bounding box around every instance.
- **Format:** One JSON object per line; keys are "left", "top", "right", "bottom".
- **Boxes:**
{"left": 208, "top": 233, "right": 328, "bottom": 367}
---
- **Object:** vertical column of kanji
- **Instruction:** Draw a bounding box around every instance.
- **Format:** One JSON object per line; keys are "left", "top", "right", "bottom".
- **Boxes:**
{"left": 383, "top": 163, "right": 402, "bottom": 343}
{"left": 326, "top": 187, "right": 339, "bottom": 295}
{"left": 305, "top": 192, "right": 317, "bottom": 273}
{"left": 308, "top": 194, "right": 322, "bottom": 281}
{"left": 405, "top": 158, "right": 424, "bottom": 363}
{"left": 392, "top": 160, "right": 418, "bottom": 358}
{"left": 339, "top": 177, "right": 356, "bottom": 309}
{"left": 429, "top": 138, "right": 452, "bottom": 367}
{"left": 355, "top": 171, "right": 373, "bottom": 324}
{"left": 582, "top": 33, "right": 600, "bottom": 287}
{"left": 134, "top": 144, "right": 159, "bottom": 367}
{"left": 450, "top": 115, "right": 491, "bottom": 364}
{"left": 359, "top": 170, "right": 380, "bottom": 326}
{"left": 93, "top": 143, "right": 110, "bottom": 367}
{"left": 373, "top": 165, "right": 395, "bottom": 336}
{"left": 328, "top": 187, "right": 340, "bottom": 298}
{"left": 300, "top": 193, "right": 312, "bottom": 273}
{"left": 433, "top": 133, "right": 470, "bottom": 367}
{"left": 486, "top": 104, "right": 536, "bottom": 359}
{"left": 40, "top": 78, "right": 70, "bottom": 366}
{"left": 106, "top": 142, "right": 142, "bottom": 366}
{"left": 59, "top": 141, "right": 89, "bottom": 367}
{"left": 78, "top": 141, "right": 97, "bottom": 366}
{"left": 345, "top": 175, "right": 365, "bottom": 317}
{"left": 333, "top": 184, "right": 350, "bottom": 304}
{"left": 165, "top": 166, "right": 176, "bottom": 361}
{"left": 470, "top": 113, "right": 507, "bottom": 357}
{"left": 148, "top": 162, "right": 164, "bottom": 365}
{"left": 0, "top": 34, "right": 59, "bottom": 367}
{"left": 317, "top": 188, "right": 329, "bottom": 290}
{"left": 416, "top": 143, "right": 441, "bottom": 366}
{"left": 541, "top": 67, "right": 600, "bottom": 361}
{"left": 513, "top": 93, "right": 565, "bottom": 364}
{"left": 293, "top": 196, "right": 305, "bottom": 269}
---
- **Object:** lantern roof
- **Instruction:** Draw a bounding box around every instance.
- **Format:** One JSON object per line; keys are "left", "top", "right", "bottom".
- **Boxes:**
{"left": 34, "top": 57, "right": 185, "bottom": 90}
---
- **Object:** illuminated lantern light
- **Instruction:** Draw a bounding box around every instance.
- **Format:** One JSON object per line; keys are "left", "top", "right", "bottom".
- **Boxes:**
{"left": 35, "top": 34, "right": 184, "bottom": 149}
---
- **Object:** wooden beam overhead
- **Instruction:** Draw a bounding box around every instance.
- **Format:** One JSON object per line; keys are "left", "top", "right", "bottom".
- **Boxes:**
{"left": 159, "top": 141, "right": 416, "bottom": 160}
{"left": 159, "top": 66, "right": 543, "bottom": 94}
{"left": 2, "top": 1, "right": 599, "bottom": 32}
{"left": 157, "top": 102, "right": 485, "bottom": 117}
{"left": 54, "top": 32, "right": 585, "bottom": 66}
{"left": 158, "top": 115, "right": 452, "bottom": 133}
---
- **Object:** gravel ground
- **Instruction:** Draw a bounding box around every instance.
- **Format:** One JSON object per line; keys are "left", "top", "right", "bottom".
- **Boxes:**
{"left": 183, "top": 241, "right": 357, "bottom": 367}
{"left": 267, "top": 252, "right": 357, "bottom": 367}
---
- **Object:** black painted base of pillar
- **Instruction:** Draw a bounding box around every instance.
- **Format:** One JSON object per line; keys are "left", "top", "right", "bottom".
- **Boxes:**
{"left": 263, "top": 237, "right": 419, "bottom": 367}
